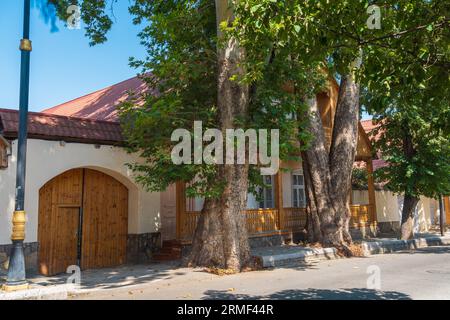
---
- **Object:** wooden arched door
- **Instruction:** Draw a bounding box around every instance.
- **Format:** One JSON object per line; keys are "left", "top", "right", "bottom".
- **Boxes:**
{"left": 38, "top": 168, "right": 128, "bottom": 276}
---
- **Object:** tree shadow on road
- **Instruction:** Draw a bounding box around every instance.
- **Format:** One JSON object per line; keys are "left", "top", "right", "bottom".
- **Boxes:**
{"left": 26, "top": 262, "right": 186, "bottom": 290}
{"left": 202, "top": 288, "right": 411, "bottom": 300}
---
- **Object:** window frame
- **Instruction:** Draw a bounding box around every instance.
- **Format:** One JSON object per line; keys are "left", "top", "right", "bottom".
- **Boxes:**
{"left": 292, "top": 171, "right": 306, "bottom": 208}
{"left": 258, "top": 175, "right": 275, "bottom": 209}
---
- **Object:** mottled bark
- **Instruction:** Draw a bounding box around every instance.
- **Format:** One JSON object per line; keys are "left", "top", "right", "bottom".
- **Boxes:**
{"left": 302, "top": 153, "right": 323, "bottom": 243}
{"left": 401, "top": 195, "right": 419, "bottom": 240}
{"left": 189, "top": 163, "right": 250, "bottom": 270}
{"left": 301, "top": 97, "right": 338, "bottom": 245}
{"left": 328, "top": 75, "right": 360, "bottom": 246}
{"left": 302, "top": 74, "right": 360, "bottom": 253}
{"left": 188, "top": 1, "right": 250, "bottom": 271}
{"left": 400, "top": 131, "right": 419, "bottom": 240}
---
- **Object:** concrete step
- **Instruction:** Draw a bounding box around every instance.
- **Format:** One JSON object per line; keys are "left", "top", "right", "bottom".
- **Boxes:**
{"left": 252, "top": 247, "right": 339, "bottom": 268}
{"left": 153, "top": 240, "right": 183, "bottom": 261}
{"left": 159, "top": 247, "right": 181, "bottom": 254}
{"left": 162, "top": 240, "right": 182, "bottom": 248}
{"left": 152, "top": 253, "right": 181, "bottom": 261}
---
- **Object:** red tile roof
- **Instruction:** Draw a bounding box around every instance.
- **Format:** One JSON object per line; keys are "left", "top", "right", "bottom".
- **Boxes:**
{"left": 372, "top": 158, "right": 388, "bottom": 170}
{"left": 0, "top": 108, "right": 123, "bottom": 145}
{"left": 42, "top": 76, "right": 151, "bottom": 121}
{"left": 361, "top": 119, "right": 378, "bottom": 133}
{"left": 361, "top": 119, "right": 389, "bottom": 170}
{"left": 361, "top": 119, "right": 385, "bottom": 142}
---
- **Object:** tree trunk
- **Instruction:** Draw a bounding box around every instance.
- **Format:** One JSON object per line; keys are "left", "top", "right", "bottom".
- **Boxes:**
{"left": 328, "top": 75, "right": 361, "bottom": 246}
{"left": 302, "top": 73, "right": 360, "bottom": 253}
{"left": 401, "top": 195, "right": 419, "bottom": 240}
{"left": 400, "top": 129, "right": 419, "bottom": 240}
{"left": 188, "top": 1, "right": 251, "bottom": 271}
{"left": 301, "top": 97, "right": 338, "bottom": 246}
{"left": 302, "top": 153, "right": 323, "bottom": 244}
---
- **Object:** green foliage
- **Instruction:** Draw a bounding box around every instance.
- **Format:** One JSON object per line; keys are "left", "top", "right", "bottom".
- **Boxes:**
{"left": 52, "top": 0, "right": 317, "bottom": 196}
{"left": 122, "top": 0, "right": 220, "bottom": 196}
{"left": 49, "top": 0, "right": 450, "bottom": 199}
{"left": 360, "top": 2, "right": 450, "bottom": 199}
{"left": 231, "top": 0, "right": 449, "bottom": 200}
{"left": 352, "top": 167, "right": 368, "bottom": 190}
{"left": 50, "top": 0, "right": 113, "bottom": 45}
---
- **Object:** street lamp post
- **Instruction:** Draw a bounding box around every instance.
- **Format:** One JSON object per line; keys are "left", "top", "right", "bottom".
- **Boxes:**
{"left": 2, "top": 0, "right": 32, "bottom": 292}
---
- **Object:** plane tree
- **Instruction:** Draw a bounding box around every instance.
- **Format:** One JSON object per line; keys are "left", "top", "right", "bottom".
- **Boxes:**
{"left": 362, "top": 8, "right": 450, "bottom": 238}
{"left": 49, "top": 0, "right": 449, "bottom": 264}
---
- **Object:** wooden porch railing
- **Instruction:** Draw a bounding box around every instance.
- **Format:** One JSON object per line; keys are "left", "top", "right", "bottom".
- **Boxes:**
{"left": 281, "top": 207, "right": 308, "bottom": 231}
{"left": 179, "top": 205, "right": 375, "bottom": 242}
{"left": 178, "top": 207, "right": 308, "bottom": 242}
{"left": 245, "top": 209, "right": 280, "bottom": 234}
{"left": 350, "top": 204, "right": 376, "bottom": 228}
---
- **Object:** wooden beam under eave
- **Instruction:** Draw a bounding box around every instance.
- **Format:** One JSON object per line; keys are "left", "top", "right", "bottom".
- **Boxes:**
{"left": 366, "top": 158, "right": 377, "bottom": 224}
{"left": 275, "top": 172, "right": 284, "bottom": 230}
{"left": 175, "top": 181, "right": 186, "bottom": 240}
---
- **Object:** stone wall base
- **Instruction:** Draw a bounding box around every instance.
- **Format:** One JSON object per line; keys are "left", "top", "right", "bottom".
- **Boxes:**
{"left": 377, "top": 221, "right": 401, "bottom": 235}
{"left": 349, "top": 225, "right": 379, "bottom": 240}
{"left": 0, "top": 242, "right": 39, "bottom": 274}
{"left": 126, "top": 232, "right": 161, "bottom": 264}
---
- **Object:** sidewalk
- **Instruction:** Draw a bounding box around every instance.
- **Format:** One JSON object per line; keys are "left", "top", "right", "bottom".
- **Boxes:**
{"left": 0, "top": 261, "right": 186, "bottom": 300}
{"left": 1, "top": 231, "right": 450, "bottom": 299}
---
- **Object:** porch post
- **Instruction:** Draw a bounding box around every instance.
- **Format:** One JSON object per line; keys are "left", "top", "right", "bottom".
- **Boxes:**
{"left": 366, "top": 158, "right": 377, "bottom": 224}
{"left": 275, "top": 172, "right": 283, "bottom": 230}
{"left": 175, "top": 181, "right": 186, "bottom": 240}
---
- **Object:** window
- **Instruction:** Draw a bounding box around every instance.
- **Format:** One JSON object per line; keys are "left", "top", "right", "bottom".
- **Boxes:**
{"left": 258, "top": 175, "right": 274, "bottom": 209}
{"left": 292, "top": 172, "right": 306, "bottom": 208}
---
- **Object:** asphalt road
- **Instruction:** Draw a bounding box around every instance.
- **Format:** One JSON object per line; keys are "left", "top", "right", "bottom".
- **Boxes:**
{"left": 71, "top": 246, "right": 450, "bottom": 300}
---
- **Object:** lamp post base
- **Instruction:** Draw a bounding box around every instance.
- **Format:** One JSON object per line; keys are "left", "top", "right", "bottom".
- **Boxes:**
{"left": 4, "top": 239, "right": 27, "bottom": 291}
{"left": 2, "top": 283, "right": 29, "bottom": 292}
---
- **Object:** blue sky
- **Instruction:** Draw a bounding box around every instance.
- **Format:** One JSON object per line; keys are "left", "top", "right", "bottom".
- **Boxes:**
{"left": 0, "top": 0, "right": 145, "bottom": 112}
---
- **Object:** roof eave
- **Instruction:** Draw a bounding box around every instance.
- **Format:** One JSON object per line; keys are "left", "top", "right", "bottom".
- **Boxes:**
{"left": 1, "top": 132, "right": 124, "bottom": 147}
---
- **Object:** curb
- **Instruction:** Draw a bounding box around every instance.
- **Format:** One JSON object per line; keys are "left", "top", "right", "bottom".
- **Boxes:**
{"left": 255, "top": 235, "right": 450, "bottom": 268}
{"left": 0, "top": 284, "right": 74, "bottom": 300}
{"left": 361, "top": 236, "right": 450, "bottom": 255}
{"left": 256, "top": 247, "right": 339, "bottom": 268}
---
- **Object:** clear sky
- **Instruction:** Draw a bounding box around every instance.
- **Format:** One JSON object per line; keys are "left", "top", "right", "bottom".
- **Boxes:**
{"left": 0, "top": 0, "right": 145, "bottom": 112}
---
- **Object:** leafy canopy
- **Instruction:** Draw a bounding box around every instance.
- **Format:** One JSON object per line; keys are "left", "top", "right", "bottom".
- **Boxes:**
{"left": 49, "top": 0, "right": 449, "bottom": 198}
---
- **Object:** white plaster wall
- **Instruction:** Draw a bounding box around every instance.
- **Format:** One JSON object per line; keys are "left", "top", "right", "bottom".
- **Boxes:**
{"left": 374, "top": 190, "right": 401, "bottom": 223}
{"left": 282, "top": 171, "right": 292, "bottom": 208}
{"left": 281, "top": 160, "right": 303, "bottom": 208}
{"left": 0, "top": 139, "right": 161, "bottom": 245}
{"left": 352, "top": 190, "right": 369, "bottom": 205}
{"left": 355, "top": 189, "right": 439, "bottom": 231}
{"left": 415, "top": 196, "right": 436, "bottom": 232}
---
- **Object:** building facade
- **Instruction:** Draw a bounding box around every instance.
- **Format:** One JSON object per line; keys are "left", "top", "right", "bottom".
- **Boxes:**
{"left": 2, "top": 76, "right": 432, "bottom": 277}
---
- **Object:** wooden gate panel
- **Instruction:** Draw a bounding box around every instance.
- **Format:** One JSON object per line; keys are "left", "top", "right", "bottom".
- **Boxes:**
{"left": 38, "top": 169, "right": 83, "bottom": 276}
{"left": 81, "top": 169, "right": 128, "bottom": 270}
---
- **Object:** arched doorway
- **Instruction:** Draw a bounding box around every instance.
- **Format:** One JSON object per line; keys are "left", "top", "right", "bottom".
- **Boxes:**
{"left": 38, "top": 168, "right": 128, "bottom": 276}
